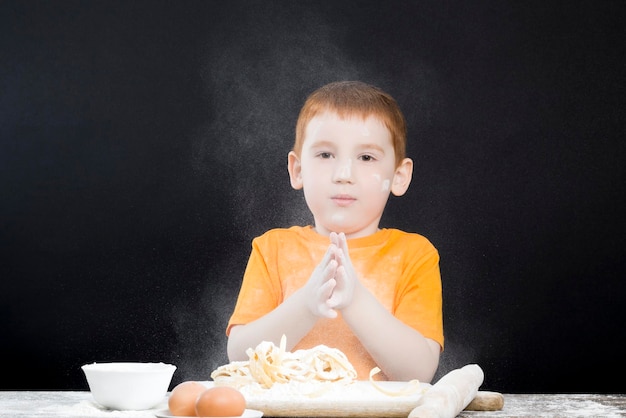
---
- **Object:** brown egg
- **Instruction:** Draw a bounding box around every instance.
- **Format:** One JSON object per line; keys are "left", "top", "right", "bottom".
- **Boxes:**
{"left": 168, "top": 381, "right": 207, "bottom": 416}
{"left": 195, "top": 386, "right": 246, "bottom": 417}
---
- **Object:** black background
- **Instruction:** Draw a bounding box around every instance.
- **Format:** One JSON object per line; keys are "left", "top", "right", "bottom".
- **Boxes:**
{"left": 1, "top": 1, "right": 624, "bottom": 393}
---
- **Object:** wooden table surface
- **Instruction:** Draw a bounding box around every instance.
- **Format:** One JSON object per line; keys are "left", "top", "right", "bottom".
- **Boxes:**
{"left": 0, "top": 391, "right": 624, "bottom": 417}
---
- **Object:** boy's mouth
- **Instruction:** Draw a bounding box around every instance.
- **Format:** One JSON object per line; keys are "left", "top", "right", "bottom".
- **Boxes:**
{"left": 331, "top": 194, "right": 356, "bottom": 207}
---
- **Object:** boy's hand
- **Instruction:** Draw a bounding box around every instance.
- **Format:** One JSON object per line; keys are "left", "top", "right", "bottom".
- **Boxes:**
{"left": 327, "top": 232, "right": 358, "bottom": 311}
{"left": 302, "top": 244, "right": 340, "bottom": 319}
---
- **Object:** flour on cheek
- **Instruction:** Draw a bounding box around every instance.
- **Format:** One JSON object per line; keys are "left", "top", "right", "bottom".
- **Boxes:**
{"left": 372, "top": 174, "right": 391, "bottom": 192}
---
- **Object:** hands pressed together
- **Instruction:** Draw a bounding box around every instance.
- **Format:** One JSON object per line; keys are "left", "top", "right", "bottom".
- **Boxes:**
{"left": 304, "top": 232, "right": 359, "bottom": 319}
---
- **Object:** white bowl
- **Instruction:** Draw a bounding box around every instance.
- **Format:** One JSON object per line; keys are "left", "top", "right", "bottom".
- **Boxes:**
{"left": 82, "top": 362, "right": 176, "bottom": 410}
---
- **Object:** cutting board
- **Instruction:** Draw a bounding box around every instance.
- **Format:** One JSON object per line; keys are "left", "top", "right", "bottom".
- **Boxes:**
{"left": 209, "top": 381, "right": 429, "bottom": 418}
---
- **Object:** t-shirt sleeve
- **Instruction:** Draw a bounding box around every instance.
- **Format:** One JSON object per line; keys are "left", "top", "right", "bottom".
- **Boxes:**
{"left": 393, "top": 241, "right": 444, "bottom": 350}
{"left": 226, "top": 235, "right": 283, "bottom": 335}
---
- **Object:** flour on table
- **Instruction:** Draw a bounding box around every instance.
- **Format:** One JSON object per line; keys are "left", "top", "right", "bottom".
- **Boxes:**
{"left": 40, "top": 399, "right": 168, "bottom": 416}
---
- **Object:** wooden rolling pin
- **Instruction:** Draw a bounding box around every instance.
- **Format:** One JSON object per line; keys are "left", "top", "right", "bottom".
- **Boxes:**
{"left": 408, "top": 364, "right": 504, "bottom": 418}
{"left": 465, "top": 391, "right": 505, "bottom": 411}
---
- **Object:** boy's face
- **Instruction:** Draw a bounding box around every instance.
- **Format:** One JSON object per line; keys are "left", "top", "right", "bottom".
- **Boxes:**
{"left": 288, "top": 111, "right": 412, "bottom": 239}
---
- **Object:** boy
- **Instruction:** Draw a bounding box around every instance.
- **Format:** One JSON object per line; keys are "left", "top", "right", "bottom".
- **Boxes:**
{"left": 226, "top": 81, "right": 443, "bottom": 382}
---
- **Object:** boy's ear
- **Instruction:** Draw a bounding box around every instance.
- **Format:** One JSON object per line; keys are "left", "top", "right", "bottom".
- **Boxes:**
{"left": 390, "top": 158, "right": 413, "bottom": 196}
{"left": 287, "top": 151, "right": 304, "bottom": 190}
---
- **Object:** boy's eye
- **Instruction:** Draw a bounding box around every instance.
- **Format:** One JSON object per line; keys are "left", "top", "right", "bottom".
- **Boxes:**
{"left": 359, "top": 154, "right": 375, "bottom": 162}
{"left": 318, "top": 152, "right": 332, "bottom": 159}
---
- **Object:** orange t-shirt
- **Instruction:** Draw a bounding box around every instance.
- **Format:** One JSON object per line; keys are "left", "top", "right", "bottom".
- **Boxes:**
{"left": 227, "top": 226, "right": 444, "bottom": 380}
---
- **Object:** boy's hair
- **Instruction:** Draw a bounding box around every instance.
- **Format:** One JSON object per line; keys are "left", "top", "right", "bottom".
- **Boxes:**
{"left": 294, "top": 81, "right": 407, "bottom": 167}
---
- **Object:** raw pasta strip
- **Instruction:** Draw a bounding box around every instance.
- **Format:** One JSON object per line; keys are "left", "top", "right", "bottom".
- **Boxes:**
{"left": 368, "top": 367, "right": 423, "bottom": 396}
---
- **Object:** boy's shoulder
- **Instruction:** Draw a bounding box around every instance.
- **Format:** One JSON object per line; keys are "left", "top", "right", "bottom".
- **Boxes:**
{"left": 252, "top": 226, "right": 313, "bottom": 244}
{"left": 251, "top": 226, "right": 323, "bottom": 253}
{"left": 380, "top": 228, "right": 439, "bottom": 255}
{"left": 386, "top": 228, "right": 431, "bottom": 241}
{"left": 256, "top": 225, "right": 307, "bottom": 238}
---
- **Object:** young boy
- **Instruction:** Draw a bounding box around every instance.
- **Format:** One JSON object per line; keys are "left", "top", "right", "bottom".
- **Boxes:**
{"left": 226, "top": 81, "right": 443, "bottom": 382}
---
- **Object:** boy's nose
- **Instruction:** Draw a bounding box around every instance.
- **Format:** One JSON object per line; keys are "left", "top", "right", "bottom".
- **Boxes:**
{"left": 333, "top": 158, "right": 353, "bottom": 183}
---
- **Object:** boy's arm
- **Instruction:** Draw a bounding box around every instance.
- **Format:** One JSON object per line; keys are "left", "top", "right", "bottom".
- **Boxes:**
{"left": 331, "top": 232, "right": 440, "bottom": 383}
{"left": 341, "top": 283, "right": 441, "bottom": 382}
{"left": 227, "top": 288, "right": 318, "bottom": 361}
